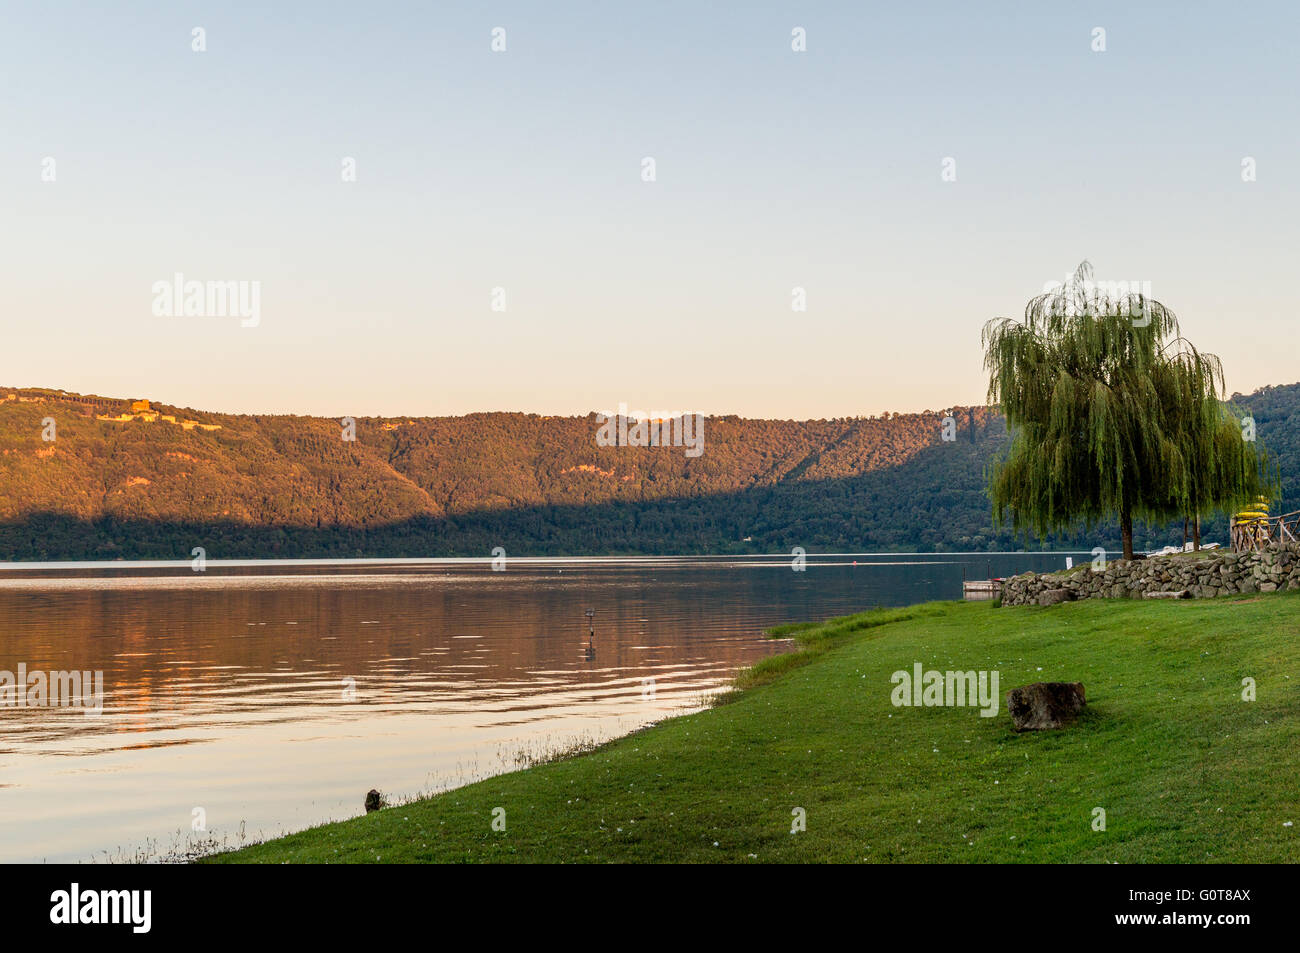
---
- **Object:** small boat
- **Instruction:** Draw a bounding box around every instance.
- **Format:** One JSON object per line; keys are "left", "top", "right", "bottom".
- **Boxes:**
{"left": 1145, "top": 542, "right": 1221, "bottom": 557}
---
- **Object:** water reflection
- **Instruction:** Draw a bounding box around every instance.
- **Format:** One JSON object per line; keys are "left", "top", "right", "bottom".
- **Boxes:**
{"left": 0, "top": 553, "right": 1081, "bottom": 862}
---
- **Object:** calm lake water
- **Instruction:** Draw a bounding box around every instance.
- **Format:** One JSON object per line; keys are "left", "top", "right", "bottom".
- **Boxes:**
{"left": 0, "top": 553, "right": 1081, "bottom": 863}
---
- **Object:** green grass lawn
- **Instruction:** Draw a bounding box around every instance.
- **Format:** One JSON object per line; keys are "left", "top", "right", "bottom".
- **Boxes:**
{"left": 209, "top": 592, "right": 1300, "bottom": 863}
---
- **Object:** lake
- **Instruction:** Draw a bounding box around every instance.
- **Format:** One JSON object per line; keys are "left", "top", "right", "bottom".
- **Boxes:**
{"left": 0, "top": 552, "right": 1081, "bottom": 863}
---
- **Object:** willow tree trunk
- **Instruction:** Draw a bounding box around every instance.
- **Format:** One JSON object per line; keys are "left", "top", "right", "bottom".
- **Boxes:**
{"left": 1193, "top": 515, "right": 1201, "bottom": 551}
{"left": 1121, "top": 505, "right": 1135, "bottom": 561}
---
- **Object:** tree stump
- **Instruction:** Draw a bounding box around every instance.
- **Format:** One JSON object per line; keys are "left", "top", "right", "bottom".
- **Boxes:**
{"left": 1006, "top": 682, "right": 1086, "bottom": 731}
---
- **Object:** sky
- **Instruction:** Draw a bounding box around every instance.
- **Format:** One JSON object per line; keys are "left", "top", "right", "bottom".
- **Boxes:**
{"left": 2, "top": 1, "right": 1297, "bottom": 420}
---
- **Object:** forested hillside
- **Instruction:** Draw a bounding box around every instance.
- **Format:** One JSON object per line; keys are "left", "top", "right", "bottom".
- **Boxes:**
{"left": 1233, "top": 383, "right": 1300, "bottom": 515}
{"left": 0, "top": 383, "right": 1294, "bottom": 560}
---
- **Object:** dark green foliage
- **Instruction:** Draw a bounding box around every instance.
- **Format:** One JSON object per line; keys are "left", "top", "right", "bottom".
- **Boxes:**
{"left": 1234, "top": 383, "right": 1300, "bottom": 514}
{"left": 984, "top": 263, "right": 1275, "bottom": 558}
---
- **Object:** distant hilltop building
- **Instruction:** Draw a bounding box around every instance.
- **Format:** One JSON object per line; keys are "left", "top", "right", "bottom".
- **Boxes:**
{"left": 96, "top": 399, "right": 220, "bottom": 431}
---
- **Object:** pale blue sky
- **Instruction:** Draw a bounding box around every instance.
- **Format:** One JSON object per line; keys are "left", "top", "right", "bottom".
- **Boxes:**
{"left": 2, "top": 1, "right": 1296, "bottom": 419}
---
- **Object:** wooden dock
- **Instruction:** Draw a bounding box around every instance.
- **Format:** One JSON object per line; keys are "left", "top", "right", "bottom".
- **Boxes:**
{"left": 1230, "top": 510, "right": 1300, "bottom": 552}
{"left": 963, "top": 579, "right": 1003, "bottom": 600}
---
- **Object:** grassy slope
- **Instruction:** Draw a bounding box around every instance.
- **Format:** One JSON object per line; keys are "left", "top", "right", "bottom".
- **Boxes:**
{"left": 210, "top": 594, "right": 1300, "bottom": 863}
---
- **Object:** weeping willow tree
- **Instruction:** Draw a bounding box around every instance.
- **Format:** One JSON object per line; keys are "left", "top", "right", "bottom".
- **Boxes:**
{"left": 983, "top": 261, "right": 1273, "bottom": 560}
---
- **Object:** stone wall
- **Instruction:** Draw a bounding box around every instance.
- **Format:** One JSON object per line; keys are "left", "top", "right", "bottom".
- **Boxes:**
{"left": 1000, "top": 543, "right": 1300, "bottom": 606}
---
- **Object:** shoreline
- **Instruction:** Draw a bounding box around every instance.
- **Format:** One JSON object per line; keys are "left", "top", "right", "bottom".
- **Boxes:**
{"left": 206, "top": 589, "right": 1300, "bottom": 864}
{"left": 0, "top": 550, "right": 1098, "bottom": 571}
